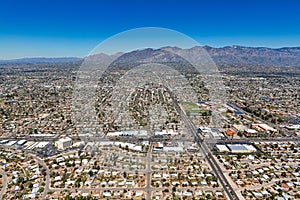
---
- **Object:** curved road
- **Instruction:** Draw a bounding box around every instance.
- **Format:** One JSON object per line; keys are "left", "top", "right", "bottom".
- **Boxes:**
{"left": 29, "top": 154, "right": 50, "bottom": 200}
{"left": 0, "top": 169, "right": 7, "bottom": 199}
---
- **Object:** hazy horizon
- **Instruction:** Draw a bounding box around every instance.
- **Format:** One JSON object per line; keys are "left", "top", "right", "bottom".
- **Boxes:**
{"left": 2, "top": 44, "right": 300, "bottom": 60}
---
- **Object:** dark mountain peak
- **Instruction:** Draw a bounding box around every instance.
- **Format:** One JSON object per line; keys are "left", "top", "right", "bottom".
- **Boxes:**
{"left": 161, "top": 46, "right": 183, "bottom": 52}
{"left": 202, "top": 45, "right": 213, "bottom": 49}
{"left": 109, "top": 47, "right": 189, "bottom": 67}
{"left": 189, "top": 46, "right": 203, "bottom": 51}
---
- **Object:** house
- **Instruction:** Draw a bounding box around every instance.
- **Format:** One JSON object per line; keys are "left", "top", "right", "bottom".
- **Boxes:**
{"left": 126, "top": 180, "right": 135, "bottom": 186}
{"left": 135, "top": 191, "right": 143, "bottom": 197}
{"left": 252, "top": 192, "right": 263, "bottom": 198}
{"left": 182, "top": 181, "right": 189, "bottom": 186}
{"left": 183, "top": 191, "right": 193, "bottom": 197}
{"left": 281, "top": 183, "right": 290, "bottom": 191}
{"left": 191, "top": 181, "right": 198, "bottom": 186}
{"left": 195, "top": 191, "right": 202, "bottom": 196}
{"left": 102, "top": 191, "right": 111, "bottom": 197}
{"left": 172, "top": 181, "right": 180, "bottom": 186}
{"left": 200, "top": 180, "right": 207, "bottom": 186}
{"left": 118, "top": 180, "right": 125, "bottom": 186}
{"left": 124, "top": 191, "right": 132, "bottom": 198}
{"left": 100, "top": 181, "right": 107, "bottom": 186}
{"left": 153, "top": 174, "right": 161, "bottom": 179}
{"left": 108, "top": 181, "right": 116, "bottom": 186}
{"left": 215, "top": 192, "right": 224, "bottom": 197}
{"left": 236, "top": 180, "right": 245, "bottom": 186}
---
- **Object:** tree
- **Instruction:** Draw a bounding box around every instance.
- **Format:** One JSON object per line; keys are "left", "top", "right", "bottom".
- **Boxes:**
{"left": 88, "top": 170, "right": 93, "bottom": 177}
{"left": 172, "top": 186, "right": 176, "bottom": 192}
{"left": 28, "top": 182, "right": 33, "bottom": 189}
{"left": 38, "top": 187, "right": 44, "bottom": 193}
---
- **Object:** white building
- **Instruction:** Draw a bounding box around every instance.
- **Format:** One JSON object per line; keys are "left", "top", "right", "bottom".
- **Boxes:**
{"left": 216, "top": 144, "right": 230, "bottom": 152}
{"left": 17, "top": 140, "right": 27, "bottom": 145}
{"left": 154, "top": 130, "right": 178, "bottom": 136}
{"left": 107, "top": 130, "right": 148, "bottom": 138}
{"left": 55, "top": 137, "right": 72, "bottom": 150}
{"left": 252, "top": 123, "right": 277, "bottom": 134}
{"left": 163, "top": 146, "right": 184, "bottom": 152}
{"left": 227, "top": 144, "right": 257, "bottom": 153}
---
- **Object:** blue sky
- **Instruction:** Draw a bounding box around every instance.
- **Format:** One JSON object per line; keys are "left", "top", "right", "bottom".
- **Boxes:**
{"left": 0, "top": 0, "right": 300, "bottom": 59}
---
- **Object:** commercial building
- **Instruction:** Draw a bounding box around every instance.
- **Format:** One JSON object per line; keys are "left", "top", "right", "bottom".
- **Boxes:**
{"left": 216, "top": 144, "right": 230, "bottom": 153}
{"left": 154, "top": 130, "right": 178, "bottom": 136}
{"left": 244, "top": 129, "right": 259, "bottom": 137}
{"left": 216, "top": 143, "right": 257, "bottom": 153}
{"left": 163, "top": 146, "right": 184, "bottom": 152}
{"left": 6, "top": 140, "right": 17, "bottom": 146}
{"left": 17, "top": 140, "right": 27, "bottom": 145}
{"left": 107, "top": 130, "right": 148, "bottom": 138}
{"left": 225, "top": 129, "right": 237, "bottom": 137}
{"left": 252, "top": 123, "right": 277, "bottom": 134}
{"left": 227, "top": 144, "right": 257, "bottom": 153}
{"left": 55, "top": 137, "right": 72, "bottom": 150}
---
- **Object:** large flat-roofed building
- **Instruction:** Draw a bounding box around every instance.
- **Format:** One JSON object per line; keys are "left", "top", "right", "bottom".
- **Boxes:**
{"left": 163, "top": 146, "right": 184, "bottom": 152}
{"left": 107, "top": 130, "right": 148, "bottom": 138}
{"left": 244, "top": 129, "right": 259, "bottom": 137}
{"left": 55, "top": 137, "right": 72, "bottom": 150}
{"left": 154, "top": 130, "right": 178, "bottom": 136}
{"left": 216, "top": 144, "right": 230, "bottom": 153}
{"left": 106, "top": 132, "right": 122, "bottom": 137}
{"left": 17, "top": 140, "right": 27, "bottom": 145}
{"left": 227, "top": 144, "right": 257, "bottom": 153}
{"left": 252, "top": 123, "right": 277, "bottom": 134}
{"left": 6, "top": 140, "right": 17, "bottom": 146}
{"left": 233, "top": 124, "right": 247, "bottom": 132}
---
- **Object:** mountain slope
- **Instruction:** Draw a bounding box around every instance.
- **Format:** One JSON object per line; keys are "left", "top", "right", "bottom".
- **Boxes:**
{"left": 109, "top": 46, "right": 300, "bottom": 68}
{"left": 1, "top": 46, "right": 300, "bottom": 67}
{"left": 203, "top": 46, "right": 300, "bottom": 67}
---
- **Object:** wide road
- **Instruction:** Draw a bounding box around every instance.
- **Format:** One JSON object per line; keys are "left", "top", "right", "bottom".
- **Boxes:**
{"left": 145, "top": 142, "right": 153, "bottom": 200}
{"left": 166, "top": 87, "right": 239, "bottom": 200}
{"left": 180, "top": 108, "right": 239, "bottom": 200}
{"left": 205, "top": 137, "right": 300, "bottom": 144}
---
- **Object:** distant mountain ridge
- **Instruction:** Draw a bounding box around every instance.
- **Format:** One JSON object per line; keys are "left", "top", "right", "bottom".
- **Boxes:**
{"left": 203, "top": 45, "right": 300, "bottom": 67}
{"left": 110, "top": 45, "right": 300, "bottom": 68}
{"left": 1, "top": 46, "right": 300, "bottom": 67}
{"left": 0, "top": 57, "right": 82, "bottom": 64}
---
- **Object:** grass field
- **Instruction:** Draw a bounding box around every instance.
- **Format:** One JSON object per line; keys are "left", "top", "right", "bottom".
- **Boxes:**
{"left": 181, "top": 101, "right": 211, "bottom": 116}
{"left": 181, "top": 101, "right": 201, "bottom": 111}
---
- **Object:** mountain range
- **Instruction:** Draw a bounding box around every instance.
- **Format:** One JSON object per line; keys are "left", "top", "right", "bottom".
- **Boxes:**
{"left": 0, "top": 57, "right": 82, "bottom": 64}
{"left": 1, "top": 46, "right": 300, "bottom": 67}
{"left": 203, "top": 45, "right": 300, "bottom": 67}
